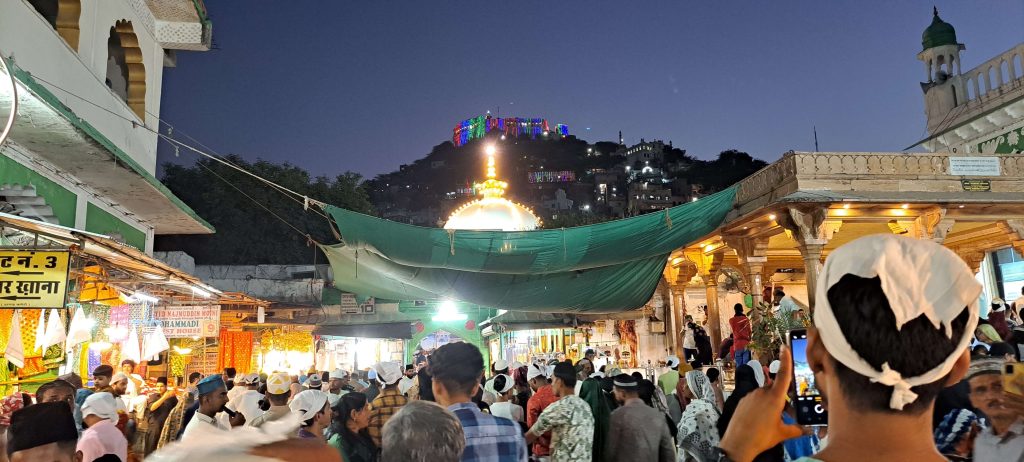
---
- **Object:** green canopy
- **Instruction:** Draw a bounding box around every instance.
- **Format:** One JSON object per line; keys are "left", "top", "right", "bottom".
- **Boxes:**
{"left": 321, "top": 186, "right": 736, "bottom": 313}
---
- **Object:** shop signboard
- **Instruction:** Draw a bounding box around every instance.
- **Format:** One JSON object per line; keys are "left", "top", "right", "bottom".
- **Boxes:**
{"left": 153, "top": 305, "right": 221, "bottom": 338}
{"left": 0, "top": 250, "right": 70, "bottom": 308}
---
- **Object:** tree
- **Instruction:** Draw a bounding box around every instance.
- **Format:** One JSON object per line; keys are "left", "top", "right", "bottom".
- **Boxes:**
{"left": 156, "top": 156, "right": 375, "bottom": 264}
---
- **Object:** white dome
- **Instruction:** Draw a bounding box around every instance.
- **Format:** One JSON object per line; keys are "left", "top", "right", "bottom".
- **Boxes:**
{"left": 444, "top": 197, "right": 540, "bottom": 231}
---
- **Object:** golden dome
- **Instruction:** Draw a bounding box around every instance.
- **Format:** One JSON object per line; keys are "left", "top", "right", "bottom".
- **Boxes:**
{"left": 444, "top": 145, "right": 541, "bottom": 231}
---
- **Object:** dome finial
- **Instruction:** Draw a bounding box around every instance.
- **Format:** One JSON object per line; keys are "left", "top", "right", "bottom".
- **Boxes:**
{"left": 933, "top": 6, "right": 939, "bottom": 17}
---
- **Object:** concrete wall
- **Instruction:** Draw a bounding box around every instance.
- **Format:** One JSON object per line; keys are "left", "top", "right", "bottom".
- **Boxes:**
{"left": 0, "top": 0, "right": 166, "bottom": 172}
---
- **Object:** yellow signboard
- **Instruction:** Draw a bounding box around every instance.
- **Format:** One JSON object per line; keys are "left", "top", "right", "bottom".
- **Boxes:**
{"left": 0, "top": 250, "right": 71, "bottom": 308}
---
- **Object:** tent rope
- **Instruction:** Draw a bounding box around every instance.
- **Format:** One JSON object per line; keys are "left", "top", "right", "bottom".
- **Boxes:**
{"left": 447, "top": 229, "right": 456, "bottom": 256}
{"left": 664, "top": 209, "right": 673, "bottom": 229}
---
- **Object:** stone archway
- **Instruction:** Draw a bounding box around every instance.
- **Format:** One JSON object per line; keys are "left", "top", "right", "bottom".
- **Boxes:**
{"left": 106, "top": 20, "right": 146, "bottom": 120}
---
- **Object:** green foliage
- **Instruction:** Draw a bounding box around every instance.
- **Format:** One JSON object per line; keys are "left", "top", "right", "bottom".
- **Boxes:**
{"left": 157, "top": 156, "right": 374, "bottom": 264}
{"left": 749, "top": 301, "right": 810, "bottom": 361}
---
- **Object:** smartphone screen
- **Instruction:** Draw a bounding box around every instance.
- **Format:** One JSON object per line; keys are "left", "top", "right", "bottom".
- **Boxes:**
{"left": 789, "top": 329, "right": 827, "bottom": 426}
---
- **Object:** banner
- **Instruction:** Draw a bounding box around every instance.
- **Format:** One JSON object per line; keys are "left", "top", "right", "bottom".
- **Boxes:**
{"left": 152, "top": 305, "right": 221, "bottom": 338}
{"left": 0, "top": 250, "right": 70, "bottom": 308}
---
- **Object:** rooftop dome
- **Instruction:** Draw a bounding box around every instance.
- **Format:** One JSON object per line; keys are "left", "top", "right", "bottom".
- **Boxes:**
{"left": 444, "top": 197, "right": 541, "bottom": 231}
{"left": 444, "top": 144, "right": 541, "bottom": 232}
{"left": 922, "top": 7, "right": 958, "bottom": 50}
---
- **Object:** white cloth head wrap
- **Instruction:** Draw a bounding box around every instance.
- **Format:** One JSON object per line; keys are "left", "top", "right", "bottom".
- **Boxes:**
{"left": 527, "top": 363, "right": 547, "bottom": 381}
{"left": 226, "top": 390, "right": 265, "bottom": 425}
{"left": 82, "top": 392, "right": 119, "bottom": 424}
{"left": 373, "top": 361, "right": 403, "bottom": 385}
{"left": 747, "top": 360, "right": 765, "bottom": 387}
{"left": 813, "top": 234, "right": 981, "bottom": 410}
{"left": 288, "top": 390, "right": 329, "bottom": 422}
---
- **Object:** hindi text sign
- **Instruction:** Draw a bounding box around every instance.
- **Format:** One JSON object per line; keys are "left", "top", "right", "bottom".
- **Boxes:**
{"left": 153, "top": 305, "right": 221, "bottom": 338}
{"left": 0, "top": 250, "right": 70, "bottom": 308}
{"left": 949, "top": 157, "right": 1001, "bottom": 176}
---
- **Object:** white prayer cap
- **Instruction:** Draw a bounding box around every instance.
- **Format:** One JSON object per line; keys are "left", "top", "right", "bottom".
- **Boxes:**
{"left": 329, "top": 369, "right": 349, "bottom": 380}
{"left": 239, "top": 373, "right": 259, "bottom": 385}
{"left": 813, "top": 234, "right": 981, "bottom": 411}
{"left": 226, "top": 390, "right": 264, "bottom": 424}
{"left": 492, "top": 359, "right": 509, "bottom": 371}
{"left": 509, "top": 361, "right": 523, "bottom": 370}
{"left": 373, "top": 361, "right": 403, "bottom": 385}
{"left": 527, "top": 363, "right": 547, "bottom": 381}
{"left": 82, "top": 392, "right": 119, "bottom": 423}
{"left": 266, "top": 372, "right": 290, "bottom": 395}
{"left": 665, "top": 355, "right": 680, "bottom": 368}
{"left": 288, "top": 390, "right": 329, "bottom": 422}
{"left": 111, "top": 372, "right": 128, "bottom": 384}
{"left": 769, "top": 360, "right": 781, "bottom": 374}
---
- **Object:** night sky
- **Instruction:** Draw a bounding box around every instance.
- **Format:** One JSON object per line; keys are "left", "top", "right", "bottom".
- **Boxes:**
{"left": 157, "top": 2, "right": 1024, "bottom": 179}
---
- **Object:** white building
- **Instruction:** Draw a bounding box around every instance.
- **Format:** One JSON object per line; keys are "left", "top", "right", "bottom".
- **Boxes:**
{"left": 914, "top": 7, "right": 1024, "bottom": 154}
{"left": 1, "top": 0, "right": 214, "bottom": 252}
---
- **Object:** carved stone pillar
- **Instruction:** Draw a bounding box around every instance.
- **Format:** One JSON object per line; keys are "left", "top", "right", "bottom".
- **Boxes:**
{"left": 913, "top": 208, "right": 955, "bottom": 243}
{"left": 724, "top": 235, "right": 770, "bottom": 306}
{"left": 777, "top": 206, "right": 841, "bottom": 309}
{"left": 999, "top": 220, "right": 1024, "bottom": 257}
{"left": 689, "top": 252, "right": 724, "bottom": 348}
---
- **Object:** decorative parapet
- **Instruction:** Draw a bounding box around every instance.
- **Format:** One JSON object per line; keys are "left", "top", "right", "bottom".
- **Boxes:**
{"left": 127, "top": 0, "right": 211, "bottom": 51}
{"left": 735, "top": 151, "right": 1024, "bottom": 206}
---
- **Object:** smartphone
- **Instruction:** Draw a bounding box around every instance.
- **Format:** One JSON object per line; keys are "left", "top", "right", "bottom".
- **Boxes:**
{"left": 788, "top": 328, "right": 827, "bottom": 426}
{"left": 1004, "top": 362, "right": 1024, "bottom": 397}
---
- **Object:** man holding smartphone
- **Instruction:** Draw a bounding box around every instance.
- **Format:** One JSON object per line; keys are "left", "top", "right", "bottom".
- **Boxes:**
{"left": 716, "top": 235, "right": 983, "bottom": 462}
{"left": 967, "top": 357, "right": 1024, "bottom": 461}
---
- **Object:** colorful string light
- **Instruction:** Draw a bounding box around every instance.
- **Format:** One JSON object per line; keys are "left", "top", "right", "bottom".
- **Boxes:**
{"left": 453, "top": 115, "right": 569, "bottom": 146}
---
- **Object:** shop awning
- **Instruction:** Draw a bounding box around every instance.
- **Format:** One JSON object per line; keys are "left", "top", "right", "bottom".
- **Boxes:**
{"left": 313, "top": 323, "right": 413, "bottom": 339}
{"left": 0, "top": 212, "right": 267, "bottom": 307}
{"left": 320, "top": 186, "right": 736, "bottom": 313}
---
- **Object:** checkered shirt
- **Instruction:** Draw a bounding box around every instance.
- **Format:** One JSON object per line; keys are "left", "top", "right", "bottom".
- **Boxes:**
{"left": 366, "top": 387, "right": 408, "bottom": 447}
{"left": 448, "top": 402, "right": 528, "bottom": 462}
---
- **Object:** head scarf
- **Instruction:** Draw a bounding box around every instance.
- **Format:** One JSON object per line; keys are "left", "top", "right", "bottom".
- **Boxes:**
{"left": 82, "top": 392, "right": 119, "bottom": 424}
{"left": 934, "top": 409, "right": 979, "bottom": 454}
{"left": 813, "top": 234, "right": 981, "bottom": 411}
{"left": 747, "top": 360, "right": 766, "bottom": 387}
{"left": 289, "top": 390, "right": 329, "bottom": 423}
{"left": 976, "top": 324, "right": 1002, "bottom": 344}
{"left": 717, "top": 365, "right": 759, "bottom": 438}
{"left": 684, "top": 370, "right": 716, "bottom": 404}
{"left": 579, "top": 378, "right": 611, "bottom": 462}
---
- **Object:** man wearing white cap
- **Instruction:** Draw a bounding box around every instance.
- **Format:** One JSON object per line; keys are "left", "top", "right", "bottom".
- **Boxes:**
{"left": 968, "top": 357, "right": 1024, "bottom": 461}
{"left": 367, "top": 361, "right": 408, "bottom": 447}
{"left": 482, "top": 359, "right": 509, "bottom": 406}
{"left": 290, "top": 389, "right": 332, "bottom": 442}
{"left": 250, "top": 372, "right": 293, "bottom": 428}
{"left": 78, "top": 392, "right": 128, "bottom": 462}
{"left": 657, "top": 355, "right": 682, "bottom": 397}
{"left": 326, "top": 369, "right": 350, "bottom": 406}
{"left": 718, "top": 235, "right": 989, "bottom": 462}
{"left": 526, "top": 361, "right": 557, "bottom": 458}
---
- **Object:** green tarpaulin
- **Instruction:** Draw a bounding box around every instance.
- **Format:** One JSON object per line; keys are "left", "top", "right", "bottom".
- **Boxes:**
{"left": 321, "top": 186, "right": 737, "bottom": 313}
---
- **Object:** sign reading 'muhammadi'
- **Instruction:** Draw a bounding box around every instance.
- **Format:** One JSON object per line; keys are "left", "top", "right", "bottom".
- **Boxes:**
{"left": 0, "top": 250, "right": 71, "bottom": 308}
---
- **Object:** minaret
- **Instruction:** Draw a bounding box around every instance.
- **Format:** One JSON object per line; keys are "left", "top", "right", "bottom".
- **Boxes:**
{"left": 917, "top": 7, "right": 966, "bottom": 135}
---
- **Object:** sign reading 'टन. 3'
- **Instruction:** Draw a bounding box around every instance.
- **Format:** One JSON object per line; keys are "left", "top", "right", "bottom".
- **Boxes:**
{"left": 152, "top": 305, "right": 221, "bottom": 338}
{"left": 0, "top": 250, "right": 70, "bottom": 308}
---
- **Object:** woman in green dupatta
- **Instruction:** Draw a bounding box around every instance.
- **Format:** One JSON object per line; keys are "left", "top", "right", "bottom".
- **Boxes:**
{"left": 579, "top": 377, "right": 611, "bottom": 462}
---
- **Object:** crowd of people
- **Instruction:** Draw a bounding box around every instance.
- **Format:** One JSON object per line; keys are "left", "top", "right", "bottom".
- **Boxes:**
{"left": 3, "top": 234, "right": 1024, "bottom": 461}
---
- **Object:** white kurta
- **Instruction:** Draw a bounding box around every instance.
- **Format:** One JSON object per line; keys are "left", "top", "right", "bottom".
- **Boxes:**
{"left": 180, "top": 412, "right": 228, "bottom": 441}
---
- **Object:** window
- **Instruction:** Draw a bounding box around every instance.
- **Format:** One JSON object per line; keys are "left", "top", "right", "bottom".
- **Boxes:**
{"left": 27, "top": 0, "right": 80, "bottom": 49}
{"left": 105, "top": 20, "right": 146, "bottom": 119}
